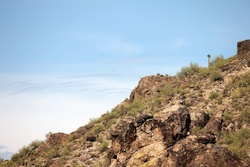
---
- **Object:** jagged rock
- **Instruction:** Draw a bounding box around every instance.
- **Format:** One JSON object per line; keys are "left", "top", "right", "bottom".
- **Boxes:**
{"left": 109, "top": 105, "right": 190, "bottom": 166}
{"left": 129, "top": 74, "right": 171, "bottom": 102}
{"left": 86, "top": 135, "right": 96, "bottom": 142}
{"left": 190, "top": 110, "right": 210, "bottom": 128}
{"left": 237, "top": 40, "right": 250, "bottom": 55}
{"left": 157, "top": 135, "right": 248, "bottom": 167}
{"left": 204, "top": 112, "right": 222, "bottom": 133}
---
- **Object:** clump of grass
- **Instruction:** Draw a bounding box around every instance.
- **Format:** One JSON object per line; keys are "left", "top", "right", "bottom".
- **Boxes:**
{"left": 46, "top": 147, "right": 60, "bottom": 160}
{"left": 210, "top": 71, "right": 223, "bottom": 81}
{"left": 222, "top": 111, "right": 233, "bottom": 121}
{"left": 219, "top": 128, "right": 250, "bottom": 158}
{"left": 241, "top": 106, "right": 250, "bottom": 123}
{"left": 209, "top": 92, "right": 220, "bottom": 100}
{"left": 126, "top": 100, "right": 146, "bottom": 116}
{"left": 177, "top": 63, "right": 201, "bottom": 79}
{"left": 211, "top": 55, "right": 226, "bottom": 69}
{"left": 99, "top": 140, "right": 109, "bottom": 153}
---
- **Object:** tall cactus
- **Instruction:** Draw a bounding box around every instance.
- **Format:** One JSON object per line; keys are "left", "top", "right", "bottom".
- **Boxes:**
{"left": 207, "top": 54, "right": 211, "bottom": 67}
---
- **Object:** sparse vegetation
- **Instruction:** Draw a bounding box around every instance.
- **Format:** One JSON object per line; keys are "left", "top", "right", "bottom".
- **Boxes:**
{"left": 209, "top": 92, "right": 220, "bottom": 100}
{"left": 219, "top": 128, "right": 250, "bottom": 158}
{"left": 177, "top": 63, "right": 201, "bottom": 79}
{"left": 211, "top": 55, "right": 226, "bottom": 69}
{"left": 99, "top": 140, "right": 109, "bottom": 153}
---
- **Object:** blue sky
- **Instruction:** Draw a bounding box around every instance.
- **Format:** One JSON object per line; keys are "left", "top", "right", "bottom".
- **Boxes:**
{"left": 0, "top": 0, "right": 249, "bottom": 155}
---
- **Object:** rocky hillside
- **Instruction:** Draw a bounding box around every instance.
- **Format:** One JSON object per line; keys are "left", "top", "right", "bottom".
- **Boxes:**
{"left": 1, "top": 40, "right": 250, "bottom": 167}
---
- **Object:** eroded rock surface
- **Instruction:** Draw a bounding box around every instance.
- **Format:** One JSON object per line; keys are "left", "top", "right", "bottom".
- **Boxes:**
{"left": 109, "top": 105, "right": 190, "bottom": 166}
{"left": 108, "top": 105, "right": 249, "bottom": 167}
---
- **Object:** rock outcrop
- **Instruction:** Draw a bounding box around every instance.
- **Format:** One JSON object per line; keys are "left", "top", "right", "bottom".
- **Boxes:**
{"left": 108, "top": 105, "right": 248, "bottom": 167}
{"left": 237, "top": 40, "right": 250, "bottom": 55}
{"left": 108, "top": 105, "right": 190, "bottom": 166}
{"left": 129, "top": 74, "right": 171, "bottom": 102}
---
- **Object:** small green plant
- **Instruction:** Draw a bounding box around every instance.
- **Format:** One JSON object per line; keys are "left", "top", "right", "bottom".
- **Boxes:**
{"left": 210, "top": 71, "right": 223, "bottom": 81}
{"left": 241, "top": 106, "right": 250, "bottom": 123}
{"left": 223, "top": 111, "right": 233, "bottom": 121}
{"left": 209, "top": 92, "right": 220, "bottom": 99}
{"left": 126, "top": 100, "right": 145, "bottom": 116}
{"left": 211, "top": 55, "right": 225, "bottom": 69}
{"left": 191, "top": 127, "right": 205, "bottom": 135}
{"left": 220, "top": 128, "right": 250, "bottom": 158}
{"left": 199, "top": 67, "right": 211, "bottom": 78}
{"left": 177, "top": 63, "right": 201, "bottom": 78}
{"left": 99, "top": 140, "right": 109, "bottom": 153}
{"left": 46, "top": 148, "right": 60, "bottom": 160}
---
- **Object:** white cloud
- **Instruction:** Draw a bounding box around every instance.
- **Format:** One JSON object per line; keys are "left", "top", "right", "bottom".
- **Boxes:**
{"left": 172, "top": 38, "right": 187, "bottom": 49}
{"left": 0, "top": 73, "right": 137, "bottom": 152}
{"left": 87, "top": 33, "right": 143, "bottom": 55}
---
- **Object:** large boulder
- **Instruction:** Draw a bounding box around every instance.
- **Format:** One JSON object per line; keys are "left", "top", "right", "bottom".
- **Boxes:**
{"left": 158, "top": 134, "right": 247, "bottom": 167}
{"left": 129, "top": 74, "right": 171, "bottom": 102}
{"left": 237, "top": 40, "right": 250, "bottom": 55}
{"left": 109, "top": 105, "right": 190, "bottom": 166}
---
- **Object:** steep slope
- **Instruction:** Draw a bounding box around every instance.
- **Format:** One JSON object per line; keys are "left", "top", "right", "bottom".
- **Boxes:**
{"left": 1, "top": 40, "right": 250, "bottom": 167}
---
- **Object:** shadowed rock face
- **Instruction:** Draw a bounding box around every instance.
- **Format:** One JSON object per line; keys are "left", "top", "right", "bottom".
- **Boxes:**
{"left": 108, "top": 105, "right": 249, "bottom": 167}
{"left": 158, "top": 134, "right": 245, "bottom": 167}
{"left": 237, "top": 40, "right": 250, "bottom": 55}
{"left": 109, "top": 105, "right": 191, "bottom": 166}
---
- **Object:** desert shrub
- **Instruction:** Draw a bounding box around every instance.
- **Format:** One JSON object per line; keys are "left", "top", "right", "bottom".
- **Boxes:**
{"left": 211, "top": 55, "right": 225, "bottom": 69}
{"left": 61, "top": 144, "right": 72, "bottom": 156}
{"left": 238, "top": 72, "right": 250, "bottom": 88}
{"left": 10, "top": 140, "right": 42, "bottom": 163}
{"left": 105, "top": 108, "right": 121, "bottom": 120}
{"left": 29, "top": 140, "right": 42, "bottom": 150}
{"left": 46, "top": 148, "right": 60, "bottom": 159}
{"left": 177, "top": 63, "right": 201, "bottom": 78}
{"left": 191, "top": 127, "right": 205, "bottom": 135}
{"left": 161, "top": 84, "right": 175, "bottom": 97}
{"left": 99, "top": 140, "right": 109, "bottom": 153}
{"left": 106, "top": 118, "right": 117, "bottom": 128}
{"left": 45, "top": 132, "right": 53, "bottom": 140}
{"left": 222, "top": 111, "right": 233, "bottom": 121}
{"left": 220, "top": 128, "right": 250, "bottom": 158}
{"left": 241, "top": 107, "right": 250, "bottom": 123}
{"left": 91, "top": 124, "right": 105, "bottom": 134}
{"left": 210, "top": 71, "right": 223, "bottom": 81}
{"left": 89, "top": 117, "right": 100, "bottom": 124}
{"left": 126, "top": 100, "right": 145, "bottom": 116}
{"left": 199, "top": 67, "right": 211, "bottom": 78}
{"left": 209, "top": 92, "right": 220, "bottom": 99}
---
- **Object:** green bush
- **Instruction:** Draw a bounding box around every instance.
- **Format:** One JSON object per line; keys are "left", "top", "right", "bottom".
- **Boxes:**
{"left": 211, "top": 55, "right": 225, "bottom": 69}
{"left": 177, "top": 63, "right": 201, "bottom": 78}
{"left": 241, "top": 107, "right": 250, "bottom": 123}
{"left": 210, "top": 71, "right": 223, "bottom": 81}
{"left": 46, "top": 148, "right": 60, "bottom": 160}
{"left": 223, "top": 111, "right": 233, "bottom": 121}
{"left": 199, "top": 67, "right": 211, "bottom": 78}
{"left": 209, "top": 92, "right": 220, "bottom": 99}
{"left": 99, "top": 140, "right": 109, "bottom": 153}
{"left": 238, "top": 72, "right": 250, "bottom": 87}
{"left": 126, "top": 100, "right": 145, "bottom": 116}
{"left": 220, "top": 128, "right": 250, "bottom": 158}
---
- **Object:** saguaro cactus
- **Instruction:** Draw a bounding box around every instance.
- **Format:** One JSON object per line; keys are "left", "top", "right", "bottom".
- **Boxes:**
{"left": 207, "top": 54, "right": 211, "bottom": 67}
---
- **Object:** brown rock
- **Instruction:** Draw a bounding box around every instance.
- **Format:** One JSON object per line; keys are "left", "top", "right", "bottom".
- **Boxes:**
{"left": 129, "top": 74, "right": 171, "bottom": 102}
{"left": 204, "top": 112, "right": 222, "bottom": 133}
{"left": 109, "top": 105, "right": 190, "bottom": 166}
{"left": 158, "top": 135, "right": 247, "bottom": 167}
{"left": 190, "top": 110, "right": 210, "bottom": 128}
{"left": 237, "top": 40, "right": 250, "bottom": 55}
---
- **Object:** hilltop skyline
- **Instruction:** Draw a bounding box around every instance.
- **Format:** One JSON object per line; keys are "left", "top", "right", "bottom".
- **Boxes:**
{"left": 0, "top": 0, "right": 250, "bottom": 154}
